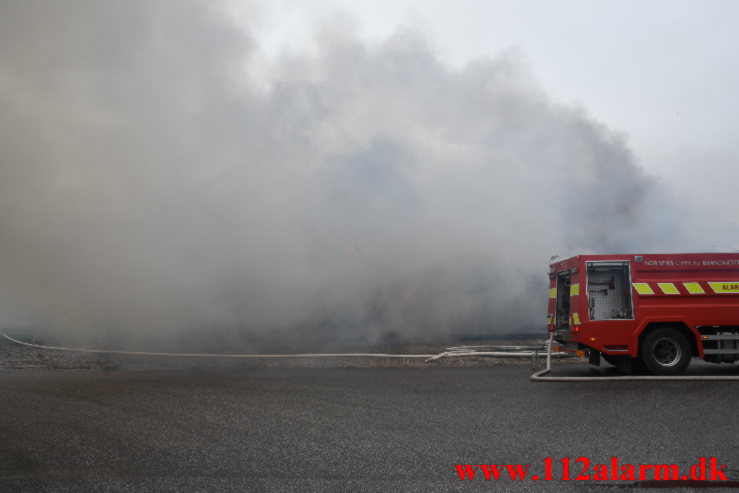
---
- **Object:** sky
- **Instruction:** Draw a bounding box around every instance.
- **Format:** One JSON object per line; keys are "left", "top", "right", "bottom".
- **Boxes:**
{"left": 0, "top": 0, "right": 737, "bottom": 348}
{"left": 236, "top": 0, "right": 739, "bottom": 243}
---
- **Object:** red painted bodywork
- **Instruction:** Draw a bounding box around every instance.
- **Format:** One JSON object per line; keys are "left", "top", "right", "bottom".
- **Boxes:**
{"left": 548, "top": 253, "right": 739, "bottom": 359}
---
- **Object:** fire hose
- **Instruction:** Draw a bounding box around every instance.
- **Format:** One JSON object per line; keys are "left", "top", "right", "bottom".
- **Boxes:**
{"left": 3, "top": 330, "right": 738, "bottom": 380}
{"left": 0, "top": 331, "right": 434, "bottom": 358}
{"left": 0, "top": 331, "right": 560, "bottom": 361}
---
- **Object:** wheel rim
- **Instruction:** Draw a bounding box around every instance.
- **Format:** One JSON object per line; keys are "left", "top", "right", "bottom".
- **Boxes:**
{"left": 651, "top": 338, "right": 681, "bottom": 367}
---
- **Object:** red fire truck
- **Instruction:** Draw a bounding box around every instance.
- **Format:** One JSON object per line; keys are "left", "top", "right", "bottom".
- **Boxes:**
{"left": 547, "top": 253, "right": 739, "bottom": 375}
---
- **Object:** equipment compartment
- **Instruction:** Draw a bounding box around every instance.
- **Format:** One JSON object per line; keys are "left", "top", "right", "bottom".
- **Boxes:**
{"left": 586, "top": 262, "right": 633, "bottom": 320}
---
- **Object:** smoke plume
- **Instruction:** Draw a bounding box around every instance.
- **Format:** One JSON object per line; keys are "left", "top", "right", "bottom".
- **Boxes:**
{"left": 0, "top": 1, "right": 675, "bottom": 350}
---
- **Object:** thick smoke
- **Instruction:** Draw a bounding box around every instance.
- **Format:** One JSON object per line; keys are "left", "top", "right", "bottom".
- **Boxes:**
{"left": 0, "top": 1, "right": 674, "bottom": 350}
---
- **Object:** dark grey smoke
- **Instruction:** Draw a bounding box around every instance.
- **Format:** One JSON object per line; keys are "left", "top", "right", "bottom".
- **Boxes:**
{"left": 0, "top": 1, "right": 675, "bottom": 350}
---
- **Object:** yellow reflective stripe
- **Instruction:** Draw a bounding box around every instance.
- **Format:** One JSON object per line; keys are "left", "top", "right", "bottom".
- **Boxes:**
{"left": 572, "top": 313, "right": 581, "bottom": 325}
{"left": 570, "top": 283, "right": 580, "bottom": 296}
{"left": 657, "top": 282, "right": 679, "bottom": 295}
{"left": 549, "top": 288, "right": 557, "bottom": 299}
{"left": 708, "top": 282, "right": 739, "bottom": 294}
{"left": 683, "top": 282, "right": 705, "bottom": 295}
{"left": 546, "top": 315, "right": 553, "bottom": 324}
{"left": 632, "top": 283, "right": 654, "bottom": 295}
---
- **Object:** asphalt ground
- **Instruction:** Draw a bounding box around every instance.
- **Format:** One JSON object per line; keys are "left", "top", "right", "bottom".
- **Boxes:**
{"left": 1, "top": 345, "right": 738, "bottom": 491}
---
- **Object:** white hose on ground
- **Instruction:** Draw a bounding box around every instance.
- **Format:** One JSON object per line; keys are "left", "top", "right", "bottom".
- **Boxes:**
{"left": 425, "top": 350, "right": 570, "bottom": 362}
{"left": 1, "top": 331, "right": 560, "bottom": 360}
{"left": 530, "top": 331, "right": 739, "bottom": 382}
{"left": 0, "top": 331, "right": 435, "bottom": 358}
{"left": 8, "top": 330, "right": 733, "bottom": 379}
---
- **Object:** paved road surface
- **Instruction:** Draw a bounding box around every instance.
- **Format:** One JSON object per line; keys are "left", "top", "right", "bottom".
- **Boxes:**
{"left": 1, "top": 361, "right": 738, "bottom": 491}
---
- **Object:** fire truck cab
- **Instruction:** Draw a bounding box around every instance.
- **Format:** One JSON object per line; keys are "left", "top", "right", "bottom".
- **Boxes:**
{"left": 547, "top": 253, "right": 739, "bottom": 375}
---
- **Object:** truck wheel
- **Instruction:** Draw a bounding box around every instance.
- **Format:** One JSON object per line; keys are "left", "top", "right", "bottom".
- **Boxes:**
{"left": 640, "top": 327, "right": 691, "bottom": 375}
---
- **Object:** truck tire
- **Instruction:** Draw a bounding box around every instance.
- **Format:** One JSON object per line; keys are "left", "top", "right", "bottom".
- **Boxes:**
{"left": 639, "top": 327, "right": 691, "bottom": 375}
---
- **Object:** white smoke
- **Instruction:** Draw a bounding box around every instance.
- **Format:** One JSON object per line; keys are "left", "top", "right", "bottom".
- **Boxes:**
{"left": 0, "top": 1, "right": 677, "bottom": 350}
